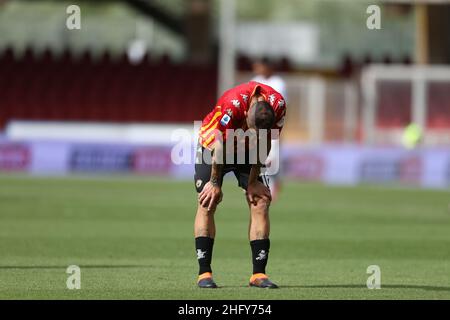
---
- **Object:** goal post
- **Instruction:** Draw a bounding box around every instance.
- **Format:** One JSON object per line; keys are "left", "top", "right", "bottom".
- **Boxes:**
{"left": 361, "top": 64, "right": 450, "bottom": 146}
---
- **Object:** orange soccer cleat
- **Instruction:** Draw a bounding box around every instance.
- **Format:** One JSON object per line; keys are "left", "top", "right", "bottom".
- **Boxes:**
{"left": 197, "top": 272, "right": 218, "bottom": 288}
{"left": 249, "top": 273, "right": 279, "bottom": 289}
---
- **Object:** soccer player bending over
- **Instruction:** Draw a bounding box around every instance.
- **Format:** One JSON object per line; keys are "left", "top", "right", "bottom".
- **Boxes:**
{"left": 194, "top": 81, "right": 286, "bottom": 289}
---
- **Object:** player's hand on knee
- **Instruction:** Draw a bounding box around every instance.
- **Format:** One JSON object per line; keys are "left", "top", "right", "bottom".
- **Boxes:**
{"left": 198, "top": 181, "right": 223, "bottom": 212}
{"left": 247, "top": 181, "right": 272, "bottom": 206}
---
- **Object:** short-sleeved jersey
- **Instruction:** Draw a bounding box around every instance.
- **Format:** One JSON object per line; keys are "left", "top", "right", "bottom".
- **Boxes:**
{"left": 199, "top": 81, "right": 287, "bottom": 150}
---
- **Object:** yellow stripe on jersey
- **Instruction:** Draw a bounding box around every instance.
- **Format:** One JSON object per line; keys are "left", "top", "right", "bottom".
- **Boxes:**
{"left": 200, "top": 111, "right": 221, "bottom": 133}
{"left": 203, "top": 133, "right": 216, "bottom": 147}
{"left": 200, "top": 123, "right": 219, "bottom": 140}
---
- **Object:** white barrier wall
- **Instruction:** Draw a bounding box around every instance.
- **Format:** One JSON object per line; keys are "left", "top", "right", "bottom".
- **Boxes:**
{"left": 1, "top": 139, "right": 449, "bottom": 189}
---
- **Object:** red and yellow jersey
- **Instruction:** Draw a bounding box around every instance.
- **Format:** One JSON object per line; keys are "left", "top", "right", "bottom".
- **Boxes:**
{"left": 199, "top": 81, "right": 287, "bottom": 150}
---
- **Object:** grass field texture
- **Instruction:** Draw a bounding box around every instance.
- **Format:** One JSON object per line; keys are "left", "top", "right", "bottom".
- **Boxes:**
{"left": 0, "top": 175, "right": 449, "bottom": 299}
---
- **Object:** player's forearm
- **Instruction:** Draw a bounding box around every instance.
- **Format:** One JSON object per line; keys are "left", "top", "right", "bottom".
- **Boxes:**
{"left": 210, "top": 163, "right": 223, "bottom": 186}
{"left": 249, "top": 137, "right": 272, "bottom": 184}
{"left": 210, "top": 142, "right": 224, "bottom": 186}
{"left": 249, "top": 164, "right": 261, "bottom": 185}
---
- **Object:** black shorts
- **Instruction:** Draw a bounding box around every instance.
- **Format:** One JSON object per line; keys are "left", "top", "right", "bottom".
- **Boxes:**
{"left": 194, "top": 145, "right": 267, "bottom": 193}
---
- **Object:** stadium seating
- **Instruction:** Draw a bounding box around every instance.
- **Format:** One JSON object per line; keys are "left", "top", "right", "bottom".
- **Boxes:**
{"left": 376, "top": 81, "right": 412, "bottom": 128}
{"left": 1, "top": 48, "right": 449, "bottom": 132}
{"left": 0, "top": 48, "right": 218, "bottom": 128}
{"left": 427, "top": 82, "right": 450, "bottom": 128}
{"left": 375, "top": 80, "right": 450, "bottom": 130}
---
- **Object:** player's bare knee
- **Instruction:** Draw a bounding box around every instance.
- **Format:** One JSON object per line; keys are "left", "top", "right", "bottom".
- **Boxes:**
{"left": 252, "top": 197, "right": 271, "bottom": 213}
{"left": 258, "top": 197, "right": 271, "bottom": 209}
{"left": 198, "top": 204, "right": 217, "bottom": 216}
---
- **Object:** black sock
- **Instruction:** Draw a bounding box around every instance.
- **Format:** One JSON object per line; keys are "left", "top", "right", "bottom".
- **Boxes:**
{"left": 250, "top": 239, "right": 270, "bottom": 274}
{"left": 195, "top": 237, "right": 214, "bottom": 275}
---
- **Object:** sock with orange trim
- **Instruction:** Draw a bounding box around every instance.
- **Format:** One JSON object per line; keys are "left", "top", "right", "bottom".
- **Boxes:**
{"left": 250, "top": 239, "right": 270, "bottom": 274}
{"left": 195, "top": 236, "right": 214, "bottom": 275}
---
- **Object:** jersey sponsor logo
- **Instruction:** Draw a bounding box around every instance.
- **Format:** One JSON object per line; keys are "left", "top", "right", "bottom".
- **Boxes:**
{"left": 220, "top": 114, "right": 231, "bottom": 126}
{"left": 231, "top": 99, "right": 240, "bottom": 108}
{"left": 240, "top": 94, "right": 249, "bottom": 102}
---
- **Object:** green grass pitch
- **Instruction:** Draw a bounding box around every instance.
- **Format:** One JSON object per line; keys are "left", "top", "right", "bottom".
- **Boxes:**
{"left": 0, "top": 174, "right": 449, "bottom": 299}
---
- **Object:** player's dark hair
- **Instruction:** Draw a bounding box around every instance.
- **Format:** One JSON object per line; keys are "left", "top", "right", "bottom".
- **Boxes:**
{"left": 254, "top": 56, "right": 273, "bottom": 68}
{"left": 254, "top": 101, "right": 275, "bottom": 130}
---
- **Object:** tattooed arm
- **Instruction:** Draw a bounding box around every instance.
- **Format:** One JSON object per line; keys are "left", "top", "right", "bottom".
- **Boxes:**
{"left": 210, "top": 141, "right": 224, "bottom": 187}
{"left": 198, "top": 141, "right": 224, "bottom": 211}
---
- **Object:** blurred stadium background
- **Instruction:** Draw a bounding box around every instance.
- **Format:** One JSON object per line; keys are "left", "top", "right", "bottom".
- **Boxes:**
{"left": 1, "top": 0, "right": 450, "bottom": 300}
{"left": 1, "top": 0, "right": 450, "bottom": 188}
